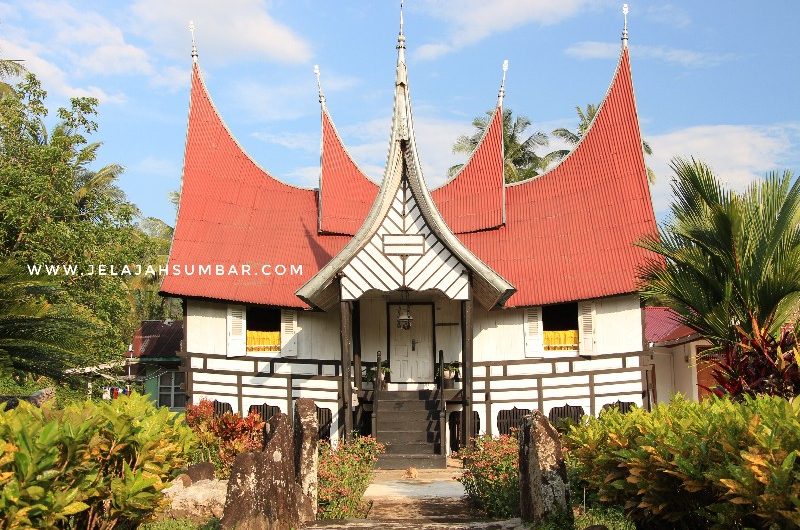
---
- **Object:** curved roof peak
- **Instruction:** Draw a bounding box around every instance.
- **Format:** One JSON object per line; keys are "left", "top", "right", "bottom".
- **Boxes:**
{"left": 506, "top": 46, "right": 636, "bottom": 189}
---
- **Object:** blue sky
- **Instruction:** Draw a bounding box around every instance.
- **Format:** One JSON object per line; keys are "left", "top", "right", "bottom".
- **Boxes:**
{"left": 1, "top": 1, "right": 798, "bottom": 224}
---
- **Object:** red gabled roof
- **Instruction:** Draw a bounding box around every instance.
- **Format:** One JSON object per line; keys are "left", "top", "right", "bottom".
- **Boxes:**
{"left": 645, "top": 307, "right": 698, "bottom": 345}
{"left": 456, "top": 48, "right": 658, "bottom": 307}
{"left": 318, "top": 108, "right": 378, "bottom": 235}
{"left": 160, "top": 64, "right": 350, "bottom": 308}
{"left": 431, "top": 107, "right": 505, "bottom": 233}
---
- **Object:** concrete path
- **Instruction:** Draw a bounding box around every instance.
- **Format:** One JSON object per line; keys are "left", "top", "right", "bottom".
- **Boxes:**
{"left": 307, "top": 468, "right": 524, "bottom": 529}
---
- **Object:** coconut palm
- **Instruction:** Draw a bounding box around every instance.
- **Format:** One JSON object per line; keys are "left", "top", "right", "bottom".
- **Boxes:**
{"left": 0, "top": 259, "right": 97, "bottom": 379}
{"left": 552, "top": 103, "right": 655, "bottom": 182}
{"left": 638, "top": 157, "right": 800, "bottom": 347}
{"left": 448, "top": 108, "right": 562, "bottom": 183}
{"left": 0, "top": 57, "right": 25, "bottom": 97}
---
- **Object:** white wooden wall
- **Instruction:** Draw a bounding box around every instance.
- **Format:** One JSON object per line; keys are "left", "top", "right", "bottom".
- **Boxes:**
{"left": 594, "top": 295, "right": 643, "bottom": 354}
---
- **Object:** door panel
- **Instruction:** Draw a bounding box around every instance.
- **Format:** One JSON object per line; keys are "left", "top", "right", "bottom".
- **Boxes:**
{"left": 389, "top": 304, "right": 434, "bottom": 382}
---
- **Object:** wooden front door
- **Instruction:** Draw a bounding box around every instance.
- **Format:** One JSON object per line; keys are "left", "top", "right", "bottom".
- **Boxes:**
{"left": 389, "top": 304, "right": 434, "bottom": 382}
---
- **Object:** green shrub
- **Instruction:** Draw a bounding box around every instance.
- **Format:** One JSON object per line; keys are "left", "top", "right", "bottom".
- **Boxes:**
{"left": 317, "top": 435, "right": 384, "bottom": 519}
{"left": 184, "top": 399, "right": 264, "bottom": 479}
{"left": 457, "top": 433, "right": 520, "bottom": 518}
{"left": 0, "top": 392, "right": 195, "bottom": 529}
{"left": 138, "top": 517, "right": 220, "bottom": 530}
{"left": 566, "top": 394, "right": 800, "bottom": 530}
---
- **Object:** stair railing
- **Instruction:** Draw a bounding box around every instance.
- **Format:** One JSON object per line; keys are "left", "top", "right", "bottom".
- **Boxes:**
{"left": 437, "top": 349, "right": 446, "bottom": 456}
{"left": 371, "top": 350, "right": 381, "bottom": 438}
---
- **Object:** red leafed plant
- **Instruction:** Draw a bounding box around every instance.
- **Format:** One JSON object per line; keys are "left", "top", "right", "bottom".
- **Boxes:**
{"left": 185, "top": 399, "right": 265, "bottom": 478}
{"left": 706, "top": 317, "right": 800, "bottom": 399}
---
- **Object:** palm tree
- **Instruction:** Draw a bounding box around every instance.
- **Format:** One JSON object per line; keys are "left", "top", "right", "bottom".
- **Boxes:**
{"left": 552, "top": 103, "right": 655, "bottom": 182}
{"left": 0, "top": 259, "right": 97, "bottom": 379}
{"left": 449, "top": 108, "right": 562, "bottom": 183}
{"left": 638, "top": 158, "right": 800, "bottom": 347}
{"left": 0, "top": 56, "right": 25, "bottom": 97}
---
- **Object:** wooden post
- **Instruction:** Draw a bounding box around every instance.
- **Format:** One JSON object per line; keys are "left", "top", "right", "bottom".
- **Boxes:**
{"left": 340, "top": 298, "right": 354, "bottom": 439}
{"left": 353, "top": 301, "right": 362, "bottom": 392}
{"left": 438, "top": 350, "right": 446, "bottom": 455}
{"left": 461, "top": 296, "right": 473, "bottom": 447}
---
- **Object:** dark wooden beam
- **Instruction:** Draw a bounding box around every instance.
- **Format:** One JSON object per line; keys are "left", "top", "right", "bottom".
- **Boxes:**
{"left": 353, "top": 300, "right": 362, "bottom": 392}
{"left": 461, "top": 295, "right": 473, "bottom": 447}
{"left": 339, "top": 298, "right": 354, "bottom": 439}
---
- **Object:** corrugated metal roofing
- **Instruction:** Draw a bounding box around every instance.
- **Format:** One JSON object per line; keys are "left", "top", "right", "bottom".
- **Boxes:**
{"left": 160, "top": 65, "right": 350, "bottom": 308}
{"left": 457, "top": 48, "right": 658, "bottom": 307}
{"left": 431, "top": 106, "right": 505, "bottom": 233}
{"left": 644, "top": 307, "right": 697, "bottom": 344}
{"left": 318, "top": 108, "right": 378, "bottom": 235}
{"left": 132, "top": 320, "right": 183, "bottom": 358}
{"left": 163, "top": 48, "right": 658, "bottom": 310}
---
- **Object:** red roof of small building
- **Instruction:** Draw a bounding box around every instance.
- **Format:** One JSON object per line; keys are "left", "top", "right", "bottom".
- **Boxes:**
{"left": 456, "top": 48, "right": 658, "bottom": 307}
{"left": 431, "top": 107, "right": 505, "bottom": 233}
{"left": 163, "top": 48, "right": 658, "bottom": 309}
{"left": 644, "top": 307, "right": 698, "bottom": 345}
{"left": 160, "top": 65, "right": 350, "bottom": 308}
{"left": 132, "top": 320, "right": 183, "bottom": 358}
{"left": 318, "top": 108, "right": 378, "bottom": 235}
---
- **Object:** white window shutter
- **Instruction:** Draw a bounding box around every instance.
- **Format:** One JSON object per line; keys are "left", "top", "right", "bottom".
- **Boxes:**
{"left": 281, "top": 309, "right": 298, "bottom": 357}
{"left": 524, "top": 306, "right": 544, "bottom": 358}
{"left": 226, "top": 304, "right": 246, "bottom": 357}
{"left": 579, "top": 301, "right": 596, "bottom": 355}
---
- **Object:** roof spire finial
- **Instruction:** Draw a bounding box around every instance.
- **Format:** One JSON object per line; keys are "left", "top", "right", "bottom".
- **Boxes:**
{"left": 313, "top": 65, "right": 325, "bottom": 105}
{"left": 397, "top": 0, "right": 406, "bottom": 50}
{"left": 497, "top": 59, "right": 509, "bottom": 106}
{"left": 189, "top": 20, "right": 198, "bottom": 62}
{"left": 621, "top": 4, "right": 629, "bottom": 48}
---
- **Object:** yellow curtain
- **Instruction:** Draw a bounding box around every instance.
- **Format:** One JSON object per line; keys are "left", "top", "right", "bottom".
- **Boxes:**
{"left": 543, "top": 330, "right": 579, "bottom": 350}
{"left": 246, "top": 331, "right": 281, "bottom": 352}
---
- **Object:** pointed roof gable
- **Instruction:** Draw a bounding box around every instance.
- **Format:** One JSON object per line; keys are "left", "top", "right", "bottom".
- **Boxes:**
{"left": 318, "top": 106, "right": 379, "bottom": 235}
{"left": 296, "top": 32, "right": 515, "bottom": 311}
{"left": 455, "top": 48, "right": 658, "bottom": 307}
{"left": 160, "top": 64, "right": 351, "bottom": 308}
{"left": 431, "top": 106, "right": 505, "bottom": 233}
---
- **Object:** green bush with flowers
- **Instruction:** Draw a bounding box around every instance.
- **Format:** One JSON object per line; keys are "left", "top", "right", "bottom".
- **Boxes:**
{"left": 457, "top": 433, "right": 520, "bottom": 518}
{"left": 317, "top": 435, "right": 385, "bottom": 519}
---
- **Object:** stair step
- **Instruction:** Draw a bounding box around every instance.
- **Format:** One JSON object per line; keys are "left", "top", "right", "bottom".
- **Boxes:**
{"left": 377, "top": 430, "right": 437, "bottom": 444}
{"left": 382, "top": 441, "right": 440, "bottom": 455}
{"left": 375, "top": 410, "right": 440, "bottom": 422}
{"left": 377, "top": 420, "right": 440, "bottom": 433}
{"left": 377, "top": 453, "right": 447, "bottom": 469}
{"left": 379, "top": 400, "right": 440, "bottom": 411}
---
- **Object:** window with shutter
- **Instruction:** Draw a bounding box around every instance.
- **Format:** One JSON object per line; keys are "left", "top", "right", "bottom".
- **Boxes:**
{"left": 524, "top": 306, "right": 544, "bottom": 358}
{"left": 226, "top": 304, "right": 246, "bottom": 357}
{"left": 578, "top": 301, "right": 596, "bottom": 355}
{"left": 281, "top": 309, "right": 299, "bottom": 356}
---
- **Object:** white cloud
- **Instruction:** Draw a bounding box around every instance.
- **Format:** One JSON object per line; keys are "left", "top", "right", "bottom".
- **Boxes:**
{"left": 565, "top": 41, "right": 735, "bottom": 67}
{"left": 281, "top": 165, "right": 319, "bottom": 188}
{"left": 647, "top": 123, "right": 800, "bottom": 215}
{"left": 415, "top": 0, "right": 595, "bottom": 60}
{"left": 129, "top": 0, "right": 312, "bottom": 65}
{"left": 252, "top": 131, "right": 319, "bottom": 152}
{"left": 0, "top": 36, "right": 125, "bottom": 103}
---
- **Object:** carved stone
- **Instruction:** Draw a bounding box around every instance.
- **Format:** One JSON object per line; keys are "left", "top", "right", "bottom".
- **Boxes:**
{"left": 294, "top": 398, "right": 319, "bottom": 523}
{"left": 187, "top": 462, "right": 215, "bottom": 482}
{"left": 221, "top": 413, "right": 300, "bottom": 530}
{"left": 518, "top": 411, "right": 572, "bottom": 524}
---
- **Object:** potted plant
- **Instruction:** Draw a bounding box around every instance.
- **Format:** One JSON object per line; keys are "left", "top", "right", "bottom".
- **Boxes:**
{"left": 440, "top": 361, "right": 460, "bottom": 389}
{"left": 365, "top": 360, "right": 391, "bottom": 386}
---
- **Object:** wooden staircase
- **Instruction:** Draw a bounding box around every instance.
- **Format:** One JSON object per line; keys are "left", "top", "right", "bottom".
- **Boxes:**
{"left": 375, "top": 389, "right": 447, "bottom": 469}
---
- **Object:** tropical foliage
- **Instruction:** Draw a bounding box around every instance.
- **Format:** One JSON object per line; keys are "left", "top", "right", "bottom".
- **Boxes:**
{"left": 0, "top": 393, "right": 195, "bottom": 529}
{"left": 457, "top": 433, "right": 520, "bottom": 518}
{"left": 185, "top": 399, "right": 265, "bottom": 479}
{"left": 0, "top": 73, "right": 180, "bottom": 387}
{"left": 317, "top": 435, "right": 384, "bottom": 519}
{"left": 567, "top": 395, "right": 800, "bottom": 530}
{"left": 449, "top": 108, "right": 562, "bottom": 183}
{"left": 639, "top": 158, "right": 800, "bottom": 347}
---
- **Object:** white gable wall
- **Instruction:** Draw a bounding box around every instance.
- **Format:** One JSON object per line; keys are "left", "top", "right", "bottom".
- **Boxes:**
{"left": 186, "top": 300, "right": 227, "bottom": 355}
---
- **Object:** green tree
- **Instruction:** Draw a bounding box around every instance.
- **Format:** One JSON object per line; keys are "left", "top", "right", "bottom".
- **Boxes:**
{"left": 0, "top": 56, "right": 25, "bottom": 97}
{"left": 552, "top": 103, "right": 656, "bottom": 182}
{"left": 0, "top": 74, "right": 161, "bottom": 373}
{"left": 0, "top": 259, "right": 98, "bottom": 379}
{"left": 638, "top": 157, "right": 800, "bottom": 347}
{"left": 448, "top": 108, "right": 561, "bottom": 183}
